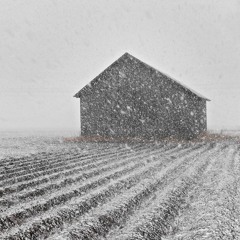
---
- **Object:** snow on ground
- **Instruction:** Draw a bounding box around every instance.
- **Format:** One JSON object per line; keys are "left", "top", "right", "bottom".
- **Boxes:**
{"left": 0, "top": 133, "right": 240, "bottom": 239}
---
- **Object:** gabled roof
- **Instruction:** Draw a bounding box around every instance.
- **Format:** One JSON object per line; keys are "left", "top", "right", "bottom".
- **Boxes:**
{"left": 74, "top": 52, "right": 210, "bottom": 101}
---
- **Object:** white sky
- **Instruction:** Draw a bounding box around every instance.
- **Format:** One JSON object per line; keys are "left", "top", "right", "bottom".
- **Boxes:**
{"left": 0, "top": 0, "right": 239, "bottom": 131}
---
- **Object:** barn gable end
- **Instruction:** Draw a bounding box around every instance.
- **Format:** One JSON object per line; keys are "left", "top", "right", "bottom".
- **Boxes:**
{"left": 74, "top": 53, "right": 210, "bottom": 139}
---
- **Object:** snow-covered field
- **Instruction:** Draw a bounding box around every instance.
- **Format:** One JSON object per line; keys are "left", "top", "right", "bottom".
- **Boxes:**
{"left": 0, "top": 133, "right": 240, "bottom": 239}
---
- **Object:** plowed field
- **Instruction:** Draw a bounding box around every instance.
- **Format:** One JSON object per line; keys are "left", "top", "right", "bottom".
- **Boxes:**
{"left": 0, "top": 141, "right": 239, "bottom": 240}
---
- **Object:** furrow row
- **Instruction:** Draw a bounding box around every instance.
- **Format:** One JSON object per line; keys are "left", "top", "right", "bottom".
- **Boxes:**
{"left": 0, "top": 143, "right": 158, "bottom": 197}
{"left": 0, "top": 142, "right": 118, "bottom": 172}
{"left": 0, "top": 146, "right": 86, "bottom": 167}
{"left": 50, "top": 144, "right": 214, "bottom": 240}
{"left": 0, "top": 144, "right": 125, "bottom": 181}
{"left": 0, "top": 144, "right": 174, "bottom": 232}
{"left": 107, "top": 144, "right": 226, "bottom": 240}
{"left": 0, "top": 144, "right": 142, "bottom": 188}
{"left": 162, "top": 144, "right": 239, "bottom": 240}
{"left": 3, "top": 144, "right": 208, "bottom": 239}
{"left": 0, "top": 144, "right": 168, "bottom": 208}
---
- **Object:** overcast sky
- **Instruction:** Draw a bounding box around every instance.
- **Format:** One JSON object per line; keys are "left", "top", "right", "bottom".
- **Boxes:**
{"left": 0, "top": 0, "right": 239, "bottom": 131}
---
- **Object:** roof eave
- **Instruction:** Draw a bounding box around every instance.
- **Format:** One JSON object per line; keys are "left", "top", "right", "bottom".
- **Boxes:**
{"left": 73, "top": 92, "right": 81, "bottom": 98}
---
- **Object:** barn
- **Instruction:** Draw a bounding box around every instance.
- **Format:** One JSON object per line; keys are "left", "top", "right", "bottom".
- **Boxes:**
{"left": 74, "top": 53, "right": 210, "bottom": 139}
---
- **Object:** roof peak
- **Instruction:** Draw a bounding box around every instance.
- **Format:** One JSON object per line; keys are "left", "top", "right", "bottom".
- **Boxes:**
{"left": 122, "top": 52, "right": 131, "bottom": 57}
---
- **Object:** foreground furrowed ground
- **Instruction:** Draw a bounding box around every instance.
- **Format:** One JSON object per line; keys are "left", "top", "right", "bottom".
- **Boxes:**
{"left": 0, "top": 140, "right": 239, "bottom": 239}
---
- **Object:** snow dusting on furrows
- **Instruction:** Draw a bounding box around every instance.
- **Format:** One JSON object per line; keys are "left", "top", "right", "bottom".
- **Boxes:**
{"left": 1, "top": 140, "right": 240, "bottom": 239}
{"left": 75, "top": 53, "right": 208, "bottom": 140}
